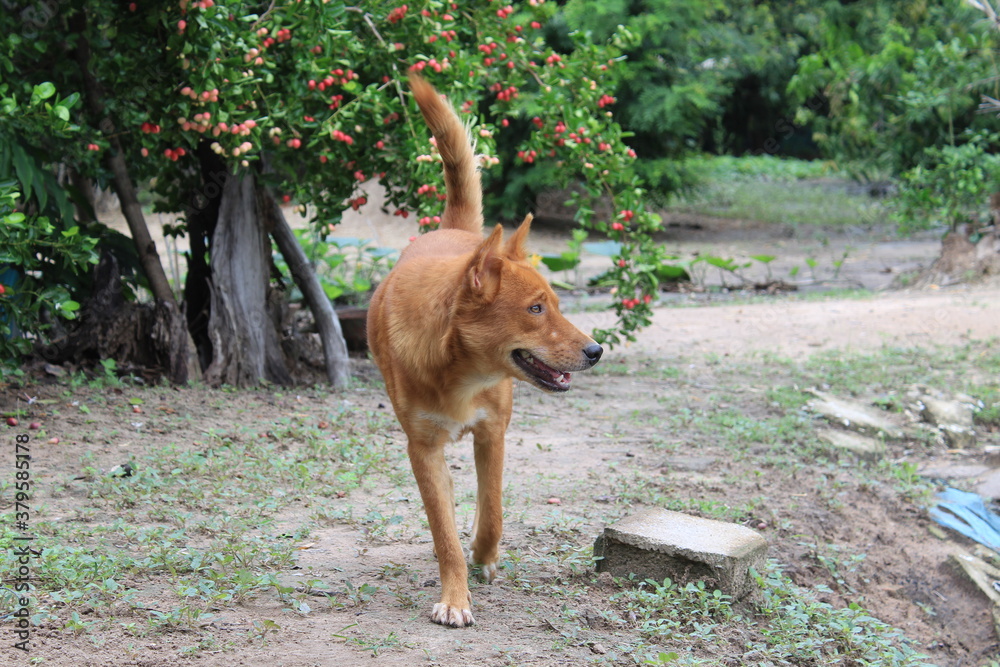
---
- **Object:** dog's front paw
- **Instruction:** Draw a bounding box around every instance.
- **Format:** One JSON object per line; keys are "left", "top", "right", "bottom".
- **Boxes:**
{"left": 431, "top": 602, "right": 475, "bottom": 627}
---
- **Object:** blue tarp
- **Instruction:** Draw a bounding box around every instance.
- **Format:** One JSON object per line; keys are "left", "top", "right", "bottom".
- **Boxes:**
{"left": 930, "top": 487, "right": 1000, "bottom": 553}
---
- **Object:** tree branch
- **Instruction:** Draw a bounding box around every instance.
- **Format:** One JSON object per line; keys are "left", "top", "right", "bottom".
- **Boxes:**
{"left": 69, "top": 10, "right": 176, "bottom": 307}
{"left": 266, "top": 193, "right": 351, "bottom": 388}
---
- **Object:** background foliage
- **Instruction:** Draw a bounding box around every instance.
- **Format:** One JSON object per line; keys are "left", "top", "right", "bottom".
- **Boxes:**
{"left": 2, "top": 0, "right": 999, "bottom": 371}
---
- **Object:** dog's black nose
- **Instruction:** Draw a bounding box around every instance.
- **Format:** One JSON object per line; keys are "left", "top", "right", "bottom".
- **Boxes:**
{"left": 583, "top": 343, "right": 603, "bottom": 365}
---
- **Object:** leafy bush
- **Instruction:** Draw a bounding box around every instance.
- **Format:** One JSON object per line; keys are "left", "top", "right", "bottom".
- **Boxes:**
{"left": 892, "top": 132, "right": 1000, "bottom": 234}
{"left": 0, "top": 80, "right": 99, "bottom": 369}
{"left": 273, "top": 230, "right": 396, "bottom": 307}
{"left": 0, "top": 181, "right": 98, "bottom": 366}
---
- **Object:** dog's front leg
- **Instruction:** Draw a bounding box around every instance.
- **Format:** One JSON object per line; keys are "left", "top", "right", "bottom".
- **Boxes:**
{"left": 470, "top": 412, "right": 508, "bottom": 584}
{"left": 408, "top": 435, "right": 474, "bottom": 627}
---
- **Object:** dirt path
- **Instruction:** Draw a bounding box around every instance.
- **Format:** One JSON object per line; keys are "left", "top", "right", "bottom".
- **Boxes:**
{"left": 569, "top": 286, "right": 1000, "bottom": 361}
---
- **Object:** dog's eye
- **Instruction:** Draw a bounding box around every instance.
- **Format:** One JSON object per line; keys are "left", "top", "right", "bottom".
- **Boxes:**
{"left": 528, "top": 304, "right": 543, "bottom": 314}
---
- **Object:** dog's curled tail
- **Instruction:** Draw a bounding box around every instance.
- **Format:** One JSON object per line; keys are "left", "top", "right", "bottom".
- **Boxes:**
{"left": 409, "top": 74, "right": 484, "bottom": 234}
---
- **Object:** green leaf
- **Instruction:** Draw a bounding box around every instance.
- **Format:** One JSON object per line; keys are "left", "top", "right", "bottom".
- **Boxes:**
{"left": 539, "top": 253, "right": 580, "bottom": 272}
{"left": 32, "top": 82, "right": 56, "bottom": 102}
{"left": 59, "top": 300, "right": 80, "bottom": 312}
{"left": 10, "top": 143, "right": 34, "bottom": 202}
{"left": 322, "top": 283, "right": 345, "bottom": 300}
{"left": 656, "top": 264, "right": 690, "bottom": 281}
{"left": 705, "top": 256, "right": 737, "bottom": 270}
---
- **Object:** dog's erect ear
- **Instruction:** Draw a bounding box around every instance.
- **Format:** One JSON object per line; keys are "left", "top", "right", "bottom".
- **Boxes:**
{"left": 504, "top": 213, "right": 533, "bottom": 261}
{"left": 467, "top": 224, "right": 505, "bottom": 300}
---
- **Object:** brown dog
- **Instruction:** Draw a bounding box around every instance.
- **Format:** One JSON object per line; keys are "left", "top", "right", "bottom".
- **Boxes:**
{"left": 366, "top": 75, "right": 603, "bottom": 627}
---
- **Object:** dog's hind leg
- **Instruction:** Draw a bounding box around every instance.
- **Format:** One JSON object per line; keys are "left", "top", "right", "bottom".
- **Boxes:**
{"left": 407, "top": 432, "right": 475, "bottom": 627}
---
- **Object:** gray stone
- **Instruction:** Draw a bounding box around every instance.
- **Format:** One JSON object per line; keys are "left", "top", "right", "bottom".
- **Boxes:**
{"left": 920, "top": 396, "right": 976, "bottom": 430}
{"left": 593, "top": 508, "right": 767, "bottom": 600}
{"left": 975, "top": 469, "right": 1000, "bottom": 501}
{"left": 817, "top": 428, "right": 886, "bottom": 461}
{"left": 940, "top": 423, "right": 977, "bottom": 449}
{"left": 806, "top": 390, "right": 905, "bottom": 439}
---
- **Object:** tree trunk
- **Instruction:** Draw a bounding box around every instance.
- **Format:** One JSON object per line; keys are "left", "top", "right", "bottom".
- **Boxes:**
{"left": 202, "top": 172, "right": 292, "bottom": 387}
{"left": 186, "top": 141, "right": 226, "bottom": 371}
{"left": 265, "top": 193, "right": 351, "bottom": 388}
{"left": 71, "top": 10, "right": 195, "bottom": 383}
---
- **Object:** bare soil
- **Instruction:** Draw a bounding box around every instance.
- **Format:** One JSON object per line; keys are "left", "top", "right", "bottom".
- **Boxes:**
{"left": 5, "top": 206, "right": 1000, "bottom": 666}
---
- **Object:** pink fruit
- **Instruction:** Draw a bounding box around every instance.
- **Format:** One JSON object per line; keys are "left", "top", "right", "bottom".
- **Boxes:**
{"left": 6, "top": 417, "right": 17, "bottom": 426}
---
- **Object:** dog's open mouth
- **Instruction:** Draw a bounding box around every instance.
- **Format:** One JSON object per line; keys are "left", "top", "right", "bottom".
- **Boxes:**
{"left": 513, "top": 350, "right": 572, "bottom": 392}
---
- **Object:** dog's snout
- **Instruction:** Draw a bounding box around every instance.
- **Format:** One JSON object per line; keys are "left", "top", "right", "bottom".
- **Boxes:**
{"left": 583, "top": 343, "right": 603, "bottom": 365}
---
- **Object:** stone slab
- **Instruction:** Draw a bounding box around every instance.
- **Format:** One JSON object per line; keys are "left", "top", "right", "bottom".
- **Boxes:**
{"left": 593, "top": 507, "right": 767, "bottom": 600}
{"left": 817, "top": 428, "right": 886, "bottom": 461}
{"left": 807, "top": 390, "right": 905, "bottom": 439}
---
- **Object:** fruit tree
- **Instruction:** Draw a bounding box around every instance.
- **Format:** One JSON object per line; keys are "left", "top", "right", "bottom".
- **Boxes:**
{"left": 1, "top": 0, "right": 662, "bottom": 385}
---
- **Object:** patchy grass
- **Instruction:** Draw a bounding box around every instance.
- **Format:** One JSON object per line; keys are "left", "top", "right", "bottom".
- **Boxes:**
{"left": 672, "top": 155, "right": 887, "bottom": 230}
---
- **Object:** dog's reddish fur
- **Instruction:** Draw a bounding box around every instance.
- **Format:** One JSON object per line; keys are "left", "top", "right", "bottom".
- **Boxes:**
{"left": 367, "top": 75, "right": 603, "bottom": 627}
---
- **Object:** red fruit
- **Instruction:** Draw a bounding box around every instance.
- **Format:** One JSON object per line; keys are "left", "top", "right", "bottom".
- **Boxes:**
{"left": 29, "top": 422, "right": 40, "bottom": 430}
{"left": 128, "top": 2, "right": 136, "bottom": 10}
{"left": 6, "top": 417, "right": 17, "bottom": 426}
{"left": 611, "top": 222, "right": 624, "bottom": 231}
{"left": 281, "top": 194, "right": 291, "bottom": 203}
{"left": 0, "top": 284, "right": 5, "bottom": 295}
{"left": 47, "top": 437, "right": 60, "bottom": 445}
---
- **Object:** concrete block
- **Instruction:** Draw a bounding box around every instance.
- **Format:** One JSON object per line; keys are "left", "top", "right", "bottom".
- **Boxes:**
{"left": 593, "top": 508, "right": 768, "bottom": 600}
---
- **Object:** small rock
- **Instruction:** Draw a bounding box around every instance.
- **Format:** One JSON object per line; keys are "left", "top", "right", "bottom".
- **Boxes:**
{"left": 807, "top": 390, "right": 904, "bottom": 439}
{"left": 920, "top": 396, "right": 976, "bottom": 430}
{"left": 817, "top": 429, "right": 886, "bottom": 461}
{"left": 940, "top": 424, "right": 976, "bottom": 449}
{"left": 588, "top": 642, "right": 607, "bottom": 655}
{"left": 43, "top": 363, "right": 66, "bottom": 377}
